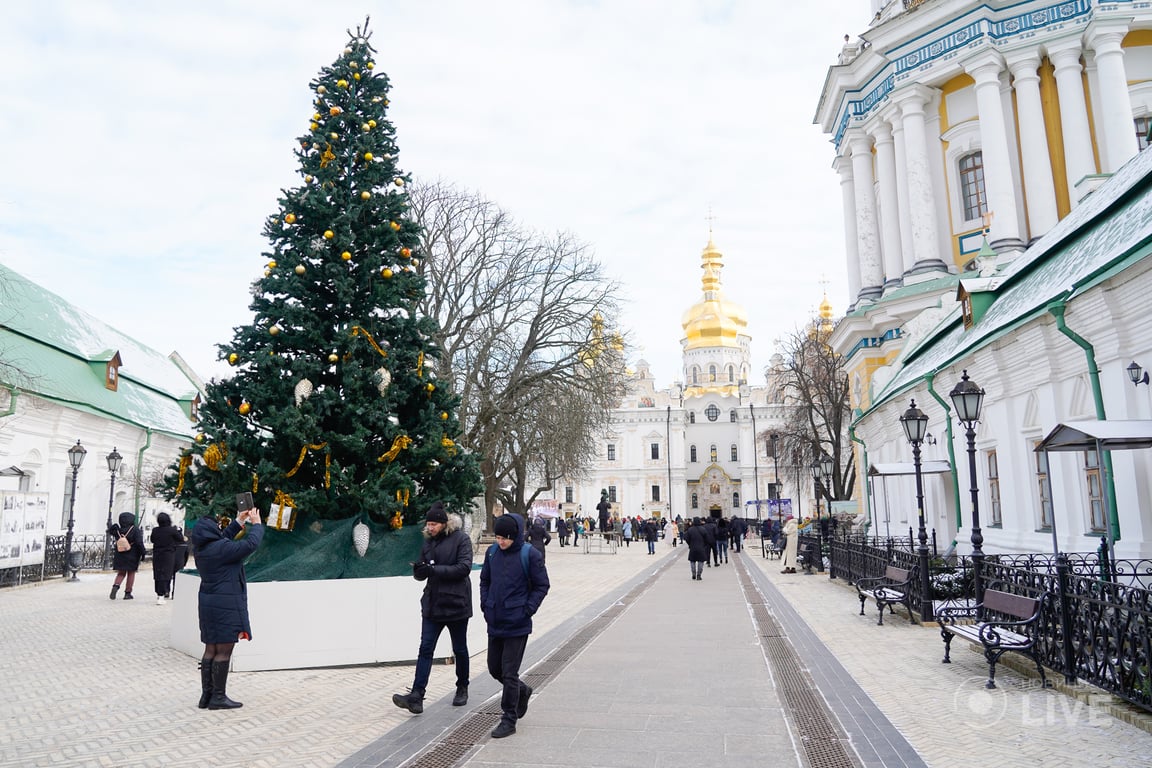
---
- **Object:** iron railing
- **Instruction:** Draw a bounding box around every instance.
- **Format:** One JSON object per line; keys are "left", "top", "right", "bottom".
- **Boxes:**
{"left": 0, "top": 535, "right": 112, "bottom": 588}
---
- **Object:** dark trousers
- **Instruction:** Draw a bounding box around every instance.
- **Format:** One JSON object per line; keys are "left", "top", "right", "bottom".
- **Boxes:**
{"left": 414, "top": 617, "right": 470, "bottom": 691}
{"left": 487, "top": 634, "right": 529, "bottom": 721}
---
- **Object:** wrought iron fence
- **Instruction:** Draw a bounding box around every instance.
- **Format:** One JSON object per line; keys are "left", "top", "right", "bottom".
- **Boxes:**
{"left": 0, "top": 535, "right": 111, "bottom": 588}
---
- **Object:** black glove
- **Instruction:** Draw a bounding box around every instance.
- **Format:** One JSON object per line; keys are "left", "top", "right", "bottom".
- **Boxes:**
{"left": 413, "top": 561, "right": 432, "bottom": 578}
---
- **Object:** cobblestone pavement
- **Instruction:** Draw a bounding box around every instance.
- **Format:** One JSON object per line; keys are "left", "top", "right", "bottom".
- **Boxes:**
{"left": 0, "top": 537, "right": 664, "bottom": 768}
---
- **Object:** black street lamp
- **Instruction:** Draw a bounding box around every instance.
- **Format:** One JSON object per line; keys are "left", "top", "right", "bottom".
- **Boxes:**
{"left": 810, "top": 455, "right": 827, "bottom": 571}
{"left": 102, "top": 447, "right": 123, "bottom": 570}
{"left": 900, "top": 400, "right": 933, "bottom": 622}
{"left": 950, "top": 371, "right": 986, "bottom": 613}
{"left": 63, "top": 440, "right": 87, "bottom": 581}
{"left": 769, "top": 434, "right": 781, "bottom": 523}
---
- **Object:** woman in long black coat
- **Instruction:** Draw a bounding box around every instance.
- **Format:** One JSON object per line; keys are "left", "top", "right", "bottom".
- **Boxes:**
{"left": 149, "top": 512, "right": 185, "bottom": 605}
{"left": 189, "top": 510, "right": 264, "bottom": 710}
{"left": 684, "top": 517, "right": 711, "bottom": 581}
{"left": 108, "top": 512, "right": 146, "bottom": 600}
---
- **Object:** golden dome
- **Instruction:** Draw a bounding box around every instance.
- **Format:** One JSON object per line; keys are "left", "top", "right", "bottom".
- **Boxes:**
{"left": 680, "top": 236, "right": 748, "bottom": 350}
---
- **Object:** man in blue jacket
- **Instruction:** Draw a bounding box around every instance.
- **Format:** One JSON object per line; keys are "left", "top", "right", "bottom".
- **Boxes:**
{"left": 480, "top": 513, "right": 550, "bottom": 739}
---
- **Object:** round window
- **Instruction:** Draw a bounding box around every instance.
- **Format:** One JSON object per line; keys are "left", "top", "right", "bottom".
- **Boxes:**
{"left": 705, "top": 404, "right": 720, "bottom": 422}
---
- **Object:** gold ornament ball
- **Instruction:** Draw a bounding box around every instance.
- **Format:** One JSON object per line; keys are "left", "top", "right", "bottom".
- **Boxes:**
{"left": 389, "top": 221, "right": 401, "bottom": 232}
{"left": 304, "top": 175, "right": 313, "bottom": 183}
{"left": 384, "top": 99, "right": 390, "bottom": 106}
{"left": 295, "top": 265, "right": 306, "bottom": 275}
{"left": 329, "top": 106, "right": 341, "bottom": 116}
{"left": 440, "top": 411, "right": 448, "bottom": 420}
{"left": 349, "top": 61, "right": 359, "bottom": 69}
{"left": 323, "top": 230, "right": 335, "bottom": 239}
{"left": 368, "top": 119, "right": 377, "bottom": 128}
{"left": 400, "top": 247, "right": 412, "bottom": 258}
{"left": 196, "top": 432, "right": 206, "bottom": 443}
{"left": 268, "top": 260, "right": 277, "bottom": 268}
{"left": 337, "top": 79, "right": 348, "bottom": 89}
{"left": 341, "top": 251, "right": 352, "bottom": 261}
{"left": 363, "top": 152, "right": 374, "bottom": 162}
{"left": 393, "top": 178, "right": 404, "bottom": 187}
{"left": 328, "top": 353, "right": 339, "bottom": 363}
{"left": 360, "top": 191, "right": 371, "bottom": 200}
{"left": 381, "top": 268, "right": 394, "bottom": 279}
{"left": 353, "top": 73, "right": 361, "bottom": 81}
{"left": 329, "top": 132, "right": 339, "bottom": 140}
{"left": 263, "top": 269, "right": 271, "bottom": 277}
{"left": 228, "top": 353, "right": 239, "bottom": 364}
{"left": 269, "top": 325, "right": 281, "bottom": 335}
{"left": 284, "top": 213, "right": 296, "bottom": 224}
{"left": 343, "top": 47, "right": 352, "bottom": 54}
{"left": 426, "top": 383, "right": 436, "bottom": 392}
{"left": 313, "top": 112, "right": 321, "bottom": 121}
{"left": 239, "top": 402, "right": 251, "bottom": 415}
{"left": 366, "top": 62, "right": 375, "bottom": 70}
{"left": 361, "top": 123, "right": 370, "bottom": 132}
{"left": 309, "top": 122, "right": 318, "bottom": 131}
{"left": 317, "top": 85, "right": 327, "bottom": 94}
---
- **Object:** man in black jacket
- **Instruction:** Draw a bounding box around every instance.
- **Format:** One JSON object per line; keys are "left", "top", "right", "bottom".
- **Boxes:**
{"left": 393, "top": 501, "right": 474, "bottom": 714}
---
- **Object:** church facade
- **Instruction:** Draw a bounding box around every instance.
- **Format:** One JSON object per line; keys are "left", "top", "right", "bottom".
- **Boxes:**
{"left": 816, "top": 0, "right": 1152, "bottom": 558}
{"left": 555, "top": 238, "right": 799, "bottom": 526}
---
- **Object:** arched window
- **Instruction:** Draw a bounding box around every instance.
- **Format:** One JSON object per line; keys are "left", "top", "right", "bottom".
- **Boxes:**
{"left": 689, "top": 411, "right": 696, "bottom": 424}
{"left": 691, "top": 493, "right": 698, "bottom": 509}
{"left": 959, "top": 151, "right": 987, "bottom": 222}
{"left": 710, "top": 444, "right": 717, "bottom": 462}
{"left": 728, "top": 365, "right": 734, "bottom": 383}
{"left": 690, "top": 445, "right": 698, "bottom": 463}
{"left": 729, "top": 409, "right": 737, "bottom": 422}
{"left": 709, "top": 364, "right": 717, "bottom": 382}
{"left": 730, "top": 444, "right": 738, "bottom": 461}
{"left": 692, "top": 368, "right": 699, "bottom": 384}
{"left": 732, "top": 492, "right": 740, "bottom": 508}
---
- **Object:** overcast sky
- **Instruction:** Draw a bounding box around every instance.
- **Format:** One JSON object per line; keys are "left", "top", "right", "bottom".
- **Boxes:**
{"left": 0, "top": 1, "right": 865, "bottom": 388}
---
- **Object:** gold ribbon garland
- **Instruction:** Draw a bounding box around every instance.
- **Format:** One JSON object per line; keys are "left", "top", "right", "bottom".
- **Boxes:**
{"left": 203, "top": 443, "right": 227, "bottom": 471}
{"left": 377, "top": 434, "right": 412, "bottom": 464}
{"left": 441, "top": 435, "right": 457, "bottom": 457}
{"left": 390, "top": 511, "right": 403, "bottom": 530}
{"left": 350, "top": 326, "right": 388, "bottom": 359}
{"left": 416, "top": 350, "right": 424, "bottom": 378}
{"left": 253, "top": 474, "right": 259, "bottom": 493}
{"left": 286, "top": 442, "right": 328, "bottom": 478}
{"left": 319, "top": 143, "right": 336, "bottom": 168}
{"left": 395, "top": 488, "right": 410, "bottom": 507}
{"left": 174, "top": 454, "right": 192, "bottom": 494}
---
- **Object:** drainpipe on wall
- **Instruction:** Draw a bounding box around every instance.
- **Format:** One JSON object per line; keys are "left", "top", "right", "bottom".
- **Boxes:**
{"left": 0, "top": 385, "right": 17, "bottom": 419}
{"left": 925, "top": 373, "right": 963, "bottom": 549}
{"left": 1047, "top": 300, "right": 1120, "bottom": 542}
{"left": 849, "top": 425, "right": 871, "bottom": 534}
{"left": 134, "top": 428, "right": 153, "bottom": 523}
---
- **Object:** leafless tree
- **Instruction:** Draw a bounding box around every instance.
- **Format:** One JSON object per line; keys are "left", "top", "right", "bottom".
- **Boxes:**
{"left": 408, "top": 181, "right": 629, "bottom": 528}
{"left": 765, "top": 319, "right": 855, "bottom": 513}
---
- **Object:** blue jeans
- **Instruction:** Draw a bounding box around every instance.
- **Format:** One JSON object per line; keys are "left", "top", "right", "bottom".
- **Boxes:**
{"left": 647, "top": 540, "right": 656, "bottom": 554}
{"left": 413, "top": 617, "right": 470, "bottom": 691}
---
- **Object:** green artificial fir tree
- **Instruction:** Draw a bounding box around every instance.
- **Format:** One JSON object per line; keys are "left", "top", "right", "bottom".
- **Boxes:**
{"left": 161, "top": 20, "right": 481, "bottom": 573}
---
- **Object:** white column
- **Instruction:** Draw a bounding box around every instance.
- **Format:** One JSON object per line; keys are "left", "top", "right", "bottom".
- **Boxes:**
{"left": 893, "top": 87, "right": 947, "bottom": 273}
{"left": 834, "top": 154, "right": 862, "bottom": 308}
{"left": 887, "top": 111, "right": 916, "bottom": 274}
{"left": 847, "top": 130, "right": 883, "bottom": 301}
{"left": 871, "top": 122, "right": 903, "bottom": 289}
{"left": 1088, "top": 26, "right": 1139, "bottom": 173}
{"left": 1006, "top": 53, "right": 1059, "bottom": 239}
{"left": 1048, "top": 40, "right": 1098, "bottom": 193}
{"left": 967, "top": 54, "right": 1026, "bottom": 251}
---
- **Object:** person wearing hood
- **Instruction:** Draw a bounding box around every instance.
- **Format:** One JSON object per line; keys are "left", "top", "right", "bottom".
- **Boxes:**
{"left": 480, "top": 513, "right": 550, "bottom": 739}
{"left": 392, "top": 501, "right": 474, "bottom": 715}
{"left": 684, "top": 517, "right": 710, "bottom": 581}
{"left": 149, "top": 512, "right": 185, "bottom": 605}
{"left": 108, "top": 511, "right": 146, "bottom": 600}
{"left": 780, "top": 515, "right": 799, "bottom": 574}
{"left": 189, "top": 505, "right": 264, "bottom": 710}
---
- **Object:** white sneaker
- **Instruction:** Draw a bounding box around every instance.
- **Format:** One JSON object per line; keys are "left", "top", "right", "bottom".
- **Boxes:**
{"left": 156, "top": 596, "right": 166, "bottom": 605}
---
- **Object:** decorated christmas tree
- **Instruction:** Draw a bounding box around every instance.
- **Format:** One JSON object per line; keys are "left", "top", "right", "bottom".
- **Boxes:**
{"left": 161, "top": 20, "right": 481, "bottom": 578}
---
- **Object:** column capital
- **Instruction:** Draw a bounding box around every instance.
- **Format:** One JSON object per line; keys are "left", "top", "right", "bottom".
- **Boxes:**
{"left": 964, "top": 50, "right": 1005, "bottom": 83}
{"left": 833, "top": 153, "right": 853, "bottom": 177}
{"left": 845, "top": 128, "right": 874, "bottom": 154}
{"left": 869, "top": 120, "right": 894, "bottom": 145}
{"left": 890, "top": 83, "right": 938, "bottom": 115}
{"left": 1004, "top": 51, "right": 1042, "bottom": 78}
{"left": 1046, "top": 37, "right": 1085, "bottom": 67}
{"left": 1086, "top": 22, "right": 1129, "bottom": 55}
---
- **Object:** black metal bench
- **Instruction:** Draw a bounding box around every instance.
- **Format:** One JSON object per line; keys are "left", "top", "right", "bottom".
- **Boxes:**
{"left": 761, "top": 536, "right": 781, "bottom": 559}
{"left": 937, "top": 588, "right": 1048, "bottom": 689}
{"left": 855, "top": 565, "right": 914, "bottom": 625}
{"left": 798, "top": 540, "right": 822, "bottom": 573}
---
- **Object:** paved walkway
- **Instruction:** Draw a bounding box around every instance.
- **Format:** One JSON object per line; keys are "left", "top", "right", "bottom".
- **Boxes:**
{"left": 3, "top": 537, "right": 1152, "bottom": 767}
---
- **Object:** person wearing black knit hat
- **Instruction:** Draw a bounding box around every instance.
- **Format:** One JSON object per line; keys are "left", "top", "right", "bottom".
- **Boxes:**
{"left": 480, "top": 513, "right": 550, "bottom": 739}
{"left": 392, "top": 501, "right": 474, "bottom": 715}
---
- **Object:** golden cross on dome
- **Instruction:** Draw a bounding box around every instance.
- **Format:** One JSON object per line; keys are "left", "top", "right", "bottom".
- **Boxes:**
{"left": 705, "top": 207, "right": 718, "bottom": 236}
{"left": 982, "top": 210, "right": 994, "bottom": 234}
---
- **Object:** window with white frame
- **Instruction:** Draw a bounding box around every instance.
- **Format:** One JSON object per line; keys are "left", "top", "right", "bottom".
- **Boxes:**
{"left": 986, "top": 450, "right": 1001, "bottom": 526}
{"left": 959, "top": 152, "right": 987, "bottom": 222}
{"left": 732, "top": 492, "right": 739, "bottom": 508}
{"left": 565, "top": 486, "right": 573, "bottom": 503}
{"left": 1034, "top": 441, "right": 1053, "bottom": 530}
{"left": 730, "top": 444, "right": 738, "bottom": 462}
{"left": 690, "top": 445, "right": 697, "bottom": 463}
{"left": 607, "top": 443, "right": 616, "bottom": 461}
{"left": 608, "top": 485, "right": 617, "bottom": 503}
{"left": 1084, "top": 449, "right": 1106, "bottom": 532}
{"left": 650, "top": 442, "right": 660, "bottom": 460}
{"left": 651, "top": 485, "right": 660, "bottom": 502}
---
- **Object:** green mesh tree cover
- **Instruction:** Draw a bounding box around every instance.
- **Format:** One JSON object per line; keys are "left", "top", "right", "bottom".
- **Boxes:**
{"left": 161, "top": 20, "right": 481, "bottom": 579}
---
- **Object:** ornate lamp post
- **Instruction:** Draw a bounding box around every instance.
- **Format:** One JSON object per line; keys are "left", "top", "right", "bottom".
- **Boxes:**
{"left": 769, "top": 433, "right": 780, "bottom": 524}
{"left": 820, "top": 452, "right": 834, "bottom": 529}
{"left": 63, "top": 440, "right": 87, "bottom": 581}
{"left": 950, "top": 371, "right": 986, "bottom": 612}
{"left": 810, "top": 455, "right": 825, "bottom": 570}
{"left": 900, "top": 400, "right": 933, "bottom": 621}
{"left": 102, "top": 447, "right": 123, "bottom": 570}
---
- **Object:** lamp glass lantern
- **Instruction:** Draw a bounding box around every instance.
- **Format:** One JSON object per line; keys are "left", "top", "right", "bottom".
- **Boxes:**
{"left": 106, "top": 447, "right": 123, "bottom": 474}
{"left": 820, "top": 453, "right": 833, "bottom": 483}
{"left": 68, "top": 440, "right": 88, "bottom": 469}
{"left": 900, "top": 400, "right": 928, "bottom": 444}
{"left": 949, "top": 371, "right": 985, "bottom": 425}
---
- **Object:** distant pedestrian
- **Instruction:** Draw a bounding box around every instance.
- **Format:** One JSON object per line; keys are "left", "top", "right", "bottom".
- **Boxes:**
{"left": 780, "top": 515, "right": 799, "bottom": 574}
{"left": 669, "top": 520, "right": 679, "bottom": 547}
{"left": 149, "top": 512, "right": 185, "bottom": 605}
{"left": 622, "top": 518, "right": 632, "bottom": 547}
{"left": 190, "top": 505, "right": 264, "bottom": 710}
{"left": 527, "top": 517, "right": 552, "bottom": 563}
{"left": 717, "top": 518, "right": 730, "bottom": 563}
{"left": 730, "top": 516, "right": 746, "bottom": 553}
{"left": 108, "top": 512, "right": 145, "bottom": 601}
{"left": 704, "top": 517, "right": 719, "bottom": 566}
{"left": 596, "top": 492, "right": 610, "bottom": 535}
{"left": 642, "top": 519, "right": 657, "bottom": 554}
{"left": 392, "top": 502, "right": 473, "bottom": 715}
{"left": 481, "top": 514, "right": 550, "bottom": 739}
{"left": 556, "top": 516, "right": 569, "bottom": 547}
{"left": 684, "top": 517, "right": 710, "bottom": 581}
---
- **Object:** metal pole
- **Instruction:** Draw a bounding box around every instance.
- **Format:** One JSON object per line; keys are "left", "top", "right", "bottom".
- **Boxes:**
{"left": 63, "top": 465, "right": 79, "bottom": 581}
{"left": 103, "top": 469, "right": 117, "bottom": 570}
{"left": 749, "top": 405, "right": 760, "bottom": 522}
{"left": 913, "top": 440, "right": 932, "bottom": 622}
{"left": 964, "top": 420, "right": 985, "bottom": 614}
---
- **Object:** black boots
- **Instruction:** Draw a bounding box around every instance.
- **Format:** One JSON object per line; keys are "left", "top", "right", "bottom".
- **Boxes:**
{"left": 452, "top": 685, "right": 468, "bottom": 707}
{"left": 123, "top": 591, "right": 133, "bottom": 600}
{"left": 516, "top": 683, "right": 533, "bottom": 718}
{"left": 207, "top": 661, "right": 242, "bottom": 709}
{"left": 392, "top": 688, "right": 424, "bottom": 714}
{"left": 490, "top": 718, "right": 516, "bottom": 738}
{"left": 109, "top": 584, "right": 119, "bottom": 600}
{"left": 198, "top": 658, "right": 213, "bottom": 709}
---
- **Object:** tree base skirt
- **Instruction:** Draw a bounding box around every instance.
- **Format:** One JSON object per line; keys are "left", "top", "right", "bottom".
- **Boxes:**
{"left": 169, "top": 570, "right": 485, "bottom": 671}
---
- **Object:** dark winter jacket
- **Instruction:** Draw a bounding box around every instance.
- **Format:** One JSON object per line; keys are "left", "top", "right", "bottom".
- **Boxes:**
{"left": 480, "top": 513, "right": 550, "bottom": 638}
{"left": 415, "top": 513, "right": 474, "bottom": 622}
{"left": 526, "top": 520, "right": 552, "bottom": 563}
{"left": 190, "top": 516, "right": 264, "bottom": 644}
{"left": 684, "top": 522, "right": 711, "bottom": 563}
{"left": 149, "top": 521, "right": 186, "bottom": 585}
{"left": 641, "top": 520, "right": 657, "bottom": 542}
{"left": 108, "top": 512, "right": 146, "bottom": 573}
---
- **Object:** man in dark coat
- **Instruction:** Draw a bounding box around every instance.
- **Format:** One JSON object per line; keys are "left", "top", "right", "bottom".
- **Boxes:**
{"left": 684, "top": 517, "right": 710, "bottom": 580}
{"left": 480, "top": 513, "right": 550, "bottom": 739}
{"left": 190, "top": 506, "right": 264, "bottom": 710}
{"left": 704, "top": 517, "right": 720, "bottom": 566}
{"left": 526, "top": 517, "right": 552, "bottom": 563}
{"left": 596, "top": 492, "right": 610, "bottom": 536}
{"left": 730, "top": 516, "right": 746, "bottom": 553}
{"left": 555, "top": 516, "right": 569, "bottom": 547}
{"left": 393, "top": 501, "right": 474, "bottom": 714}
{"left": 108, "top": 511, "right": 146, "bottom": 600}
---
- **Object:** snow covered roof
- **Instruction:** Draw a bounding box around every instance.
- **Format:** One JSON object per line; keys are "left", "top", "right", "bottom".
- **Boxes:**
{"left": 0, "top": 262, "right": 201, "bottom": 437}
